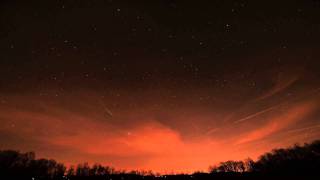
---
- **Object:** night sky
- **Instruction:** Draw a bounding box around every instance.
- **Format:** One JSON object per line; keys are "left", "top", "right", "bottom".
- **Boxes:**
{"left": 1, "top": 0, "right": 320, "bottom": 173}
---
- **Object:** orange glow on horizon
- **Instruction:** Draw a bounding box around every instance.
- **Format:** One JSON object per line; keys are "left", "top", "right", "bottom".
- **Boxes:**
{"left": 0, "top": 88, "right": 320, "bottom": 174}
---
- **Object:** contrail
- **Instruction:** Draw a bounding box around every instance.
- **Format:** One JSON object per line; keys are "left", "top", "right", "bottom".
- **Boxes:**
{"left": 205, "top": 105, "right": 280, "bottom": 135}
{"left": 207, "top": 88, "right": 320, "bottom": 135}
{"left": 206, "top": 128, "right": 219, "bottom": 135}
{"left": 233, "top": 88, "right": 320, "bottom": 124}
{"left": 254, "top": 76, "right": 299, "bottom": 102}
{"left": 286, "top": 124, "right": 320, "bottom": 134}
{"left": 233, "top": 105, "right": 278, "bottom": 124}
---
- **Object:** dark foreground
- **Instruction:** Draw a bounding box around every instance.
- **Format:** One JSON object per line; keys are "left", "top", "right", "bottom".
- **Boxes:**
{"left": 3, "top": 173, "right": 320, "bottom": 180}
{"left": 1, "top": 140, "right": 320, "bottom": 180}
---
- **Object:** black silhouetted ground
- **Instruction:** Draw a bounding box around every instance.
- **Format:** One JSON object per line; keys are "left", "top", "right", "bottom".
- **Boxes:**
{"left": 1, "top": 140, "right": 320, "bottom": 180}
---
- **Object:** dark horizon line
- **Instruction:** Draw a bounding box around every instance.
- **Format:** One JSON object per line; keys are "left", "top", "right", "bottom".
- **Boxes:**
{"left": 1, "top": 139, "right": 320, "bottom": 176}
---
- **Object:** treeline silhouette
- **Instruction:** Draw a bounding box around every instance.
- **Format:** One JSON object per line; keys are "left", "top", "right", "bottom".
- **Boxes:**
{"left": 1, "top": 140, "right": 320, "bottom": 180}
{"left": 209, "top": 140, "right": 320, "bottom": 175}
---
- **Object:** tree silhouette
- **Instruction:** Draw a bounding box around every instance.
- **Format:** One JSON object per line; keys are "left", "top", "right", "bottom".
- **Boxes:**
{"left": 76, "top": 162, "right": 90, "bottom": 176}
{"left": 67, "top": 165, "right": 75, "bottom": 176}
{"left": 210, "top": 160, "right": 246, "bottom": 173}
{"left": 0, "top": 150, "right": 66, "bottom": 179}
{"left": 1, "top": 140, "right": 320, "bottom": 179}
{"left": 252, "top": 140, "right": 320, "bottom": 175}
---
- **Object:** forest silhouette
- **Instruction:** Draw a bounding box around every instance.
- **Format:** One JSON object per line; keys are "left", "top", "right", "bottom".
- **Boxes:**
{"left": 1, "top": 140, "right": 320, "bottom": 180}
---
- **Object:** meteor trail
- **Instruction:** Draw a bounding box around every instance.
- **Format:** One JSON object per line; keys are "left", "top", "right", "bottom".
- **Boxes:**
{"left": 99, "top": 100, "right": 113, "bottom": 118}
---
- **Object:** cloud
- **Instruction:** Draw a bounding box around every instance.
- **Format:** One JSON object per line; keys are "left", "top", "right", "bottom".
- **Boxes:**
{"left": 255, "top": 67, "right": 303, "bottom": 101}
{"left": 0, "top": 90, "right": 319, "bottom": 173}
{"left": 0, "top": 96, "right": 243, "bottom": 173}
{"left": 236, "top": 100, "right": 318, "bottom": 144}
{"left": 48, "top": 120, "right": 240, "bottom": 173}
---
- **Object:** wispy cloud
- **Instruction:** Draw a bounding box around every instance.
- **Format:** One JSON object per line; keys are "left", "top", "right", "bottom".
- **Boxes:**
{"left": 236, "top": 100, "right": 318, "bottom": 145}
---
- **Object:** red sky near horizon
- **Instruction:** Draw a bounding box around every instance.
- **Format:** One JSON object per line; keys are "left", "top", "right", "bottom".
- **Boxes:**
{"left": 1, "top": 69, "right": 320, "bottom": 173}
{"left": 1, "top": 0, "right": 320, "bottom": 174}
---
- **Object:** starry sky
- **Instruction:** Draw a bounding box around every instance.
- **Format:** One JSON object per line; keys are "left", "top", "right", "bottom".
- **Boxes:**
{"left": 1, "top": 0, "right": 320, "bottom": 173}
